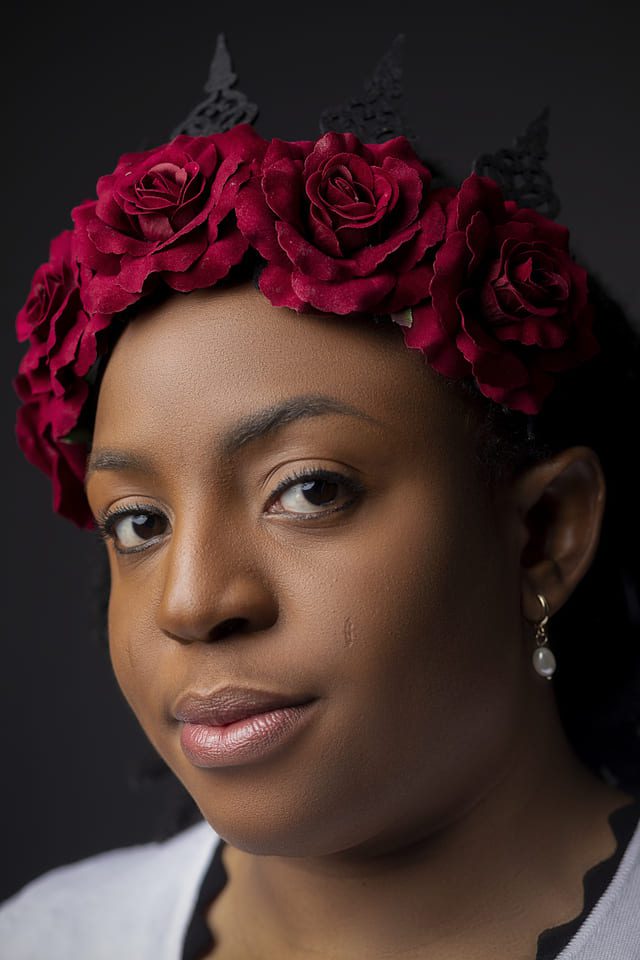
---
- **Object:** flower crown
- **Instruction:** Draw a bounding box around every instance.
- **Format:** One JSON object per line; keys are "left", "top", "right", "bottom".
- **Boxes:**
{"left": 14, "top": 35, "right": 600, "bottom": 530}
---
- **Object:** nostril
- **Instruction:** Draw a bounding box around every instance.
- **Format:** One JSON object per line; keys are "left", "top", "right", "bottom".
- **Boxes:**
{"left": 211, "top": 618, "right": 247, "bottom": 641}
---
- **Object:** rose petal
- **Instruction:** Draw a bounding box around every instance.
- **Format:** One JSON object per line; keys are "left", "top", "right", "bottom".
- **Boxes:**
{"left": 258, "top": 263, "right": 309, "bottom": 311}
{"left": 290, "top": 271, "right": 395, "bottom": 315}
{"left": 404, "top": 300, "right": 471, "bottom": 378}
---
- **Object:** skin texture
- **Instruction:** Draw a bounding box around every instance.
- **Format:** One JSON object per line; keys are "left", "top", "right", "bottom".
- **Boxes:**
{"left": 86, "top": 282, "right": 633, "bottom": 960}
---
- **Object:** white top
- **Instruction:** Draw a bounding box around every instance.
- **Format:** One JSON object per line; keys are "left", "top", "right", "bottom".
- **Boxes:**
{"left": 0, "top": 820, "right": 219, "bottom": 960}
{"left": 2, "top": 815, "right": 640, "bottom": 959}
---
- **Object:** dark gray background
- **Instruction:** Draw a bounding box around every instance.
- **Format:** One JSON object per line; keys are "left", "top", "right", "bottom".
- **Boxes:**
{"left": 2, "top": 0, "right": 638, "bottom": 901}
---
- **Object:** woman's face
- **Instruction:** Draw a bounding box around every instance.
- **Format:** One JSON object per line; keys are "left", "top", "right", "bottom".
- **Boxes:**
{"left": 86, "top": 281, "right": 532, "bottom": 857}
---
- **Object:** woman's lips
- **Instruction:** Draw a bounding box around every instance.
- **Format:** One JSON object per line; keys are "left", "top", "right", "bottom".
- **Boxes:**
{"left": 172, "top": 684, "right": 315, "bottom": 726}
{"left": 178, "top": 701, "right": 317, "bottom": 767}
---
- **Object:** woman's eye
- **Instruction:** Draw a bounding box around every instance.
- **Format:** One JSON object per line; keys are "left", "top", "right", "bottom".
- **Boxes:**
{"left": 100, "top": 509, "right": 169, "bottom": 553}
{"left": 97, "top": 470, "right": 360, "bottom": 552}
{"left": 269, "top": 470, "right": 361, "bottom": 517}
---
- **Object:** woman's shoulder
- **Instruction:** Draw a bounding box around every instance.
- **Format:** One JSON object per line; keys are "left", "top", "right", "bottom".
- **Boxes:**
{"left": 0, "top": 818, "right": 220, "bottom": 960}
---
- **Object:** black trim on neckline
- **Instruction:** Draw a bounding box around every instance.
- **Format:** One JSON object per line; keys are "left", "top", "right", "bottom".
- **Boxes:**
{"left": 181, "top": 796, "right": 640, "bottom": 960}
{"left": 535, "top": 795, "right": 640, "bottom": 960}
{"left": 181, "top": 832, "right": 229, "bottom": 960}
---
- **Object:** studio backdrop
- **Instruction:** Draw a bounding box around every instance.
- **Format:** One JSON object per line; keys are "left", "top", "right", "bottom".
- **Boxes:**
{"left": 2, "top": 0, "right": 638, "bottom": 901}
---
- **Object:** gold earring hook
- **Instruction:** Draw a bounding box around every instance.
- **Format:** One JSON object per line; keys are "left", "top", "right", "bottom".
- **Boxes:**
{"left": 534, "top": 592, "right": 549, "bottom": 627}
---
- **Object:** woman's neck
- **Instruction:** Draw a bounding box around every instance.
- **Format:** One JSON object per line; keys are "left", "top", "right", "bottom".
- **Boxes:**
{"left": 205, "top": 697, "right": 635, "bottom": 960}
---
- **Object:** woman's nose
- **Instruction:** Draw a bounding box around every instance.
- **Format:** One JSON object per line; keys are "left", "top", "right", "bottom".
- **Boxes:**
{"left": 156, "top": 517, "right": 279, "bottom": 644}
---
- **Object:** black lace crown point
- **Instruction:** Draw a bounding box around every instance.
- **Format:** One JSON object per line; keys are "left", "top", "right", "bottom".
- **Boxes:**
{"left": 472, "top": 107, "right": 561, "bottom": 219}
{"left": 319, "top": 34, "right": 418, "bottom": 147}
{"left": 170, "top": 33, "right": 259, "bottom": 138}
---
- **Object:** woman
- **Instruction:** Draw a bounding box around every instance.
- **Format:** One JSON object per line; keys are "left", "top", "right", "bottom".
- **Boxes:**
{"left": 2, "top": 37, "right": 640, "bottom": 960}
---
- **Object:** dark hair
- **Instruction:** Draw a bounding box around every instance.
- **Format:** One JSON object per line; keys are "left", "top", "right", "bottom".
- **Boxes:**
{"left": 451, "top": 271, "right": 640, "bottom": 796}
{"left": 90, "top": 264, "right": 640, "bottom": 839}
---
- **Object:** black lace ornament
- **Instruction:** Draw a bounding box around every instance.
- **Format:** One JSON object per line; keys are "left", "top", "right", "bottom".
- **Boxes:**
{"left": 319, "top": 34, "right": 418, "bottom": 148}
{"left": 170, "top": 34, "right": 561, "bottom": 221}
{"left": 170, "top": 33, "right": 258, "bottom": 138}
{"left": 472, "top": 108, "right": 561, "bottom": 219}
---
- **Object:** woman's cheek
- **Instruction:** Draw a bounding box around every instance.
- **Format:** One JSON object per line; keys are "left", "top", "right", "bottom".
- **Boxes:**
{"left": 107, "top": 582, "right": 163, "bottom": 728}
{"left": 332, "top": 471, "right": 521, "bottom": 749}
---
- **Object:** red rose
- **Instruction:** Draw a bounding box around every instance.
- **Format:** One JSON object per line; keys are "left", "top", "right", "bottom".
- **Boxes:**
{"left": 16, "top": 396, "right": 93, "bottom": 528}
{"left": 236, "top": 132, "right": 446, "bottom": 315}
{"left": 73, "top": 124, "right": 267, "bottom": 314}
{"left": 14, "top": 230, "right": 105, "bottom": 528}
{"left": 404, "top": 174, "right": 600, "bottom": 413}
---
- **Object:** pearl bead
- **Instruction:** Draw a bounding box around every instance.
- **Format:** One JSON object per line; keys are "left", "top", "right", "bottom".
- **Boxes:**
{"left": 533, "top": 646, "right": 556, "bottom": 678}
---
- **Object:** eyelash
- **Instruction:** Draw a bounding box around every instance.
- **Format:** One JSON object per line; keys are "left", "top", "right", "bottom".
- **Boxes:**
{"left": 94, "top": 467, "right": 364, "bottom": 555}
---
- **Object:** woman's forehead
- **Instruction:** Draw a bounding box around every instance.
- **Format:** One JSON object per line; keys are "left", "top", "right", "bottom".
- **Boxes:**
{"left": 94, "top": 282, "right": 455, "bottom": 444}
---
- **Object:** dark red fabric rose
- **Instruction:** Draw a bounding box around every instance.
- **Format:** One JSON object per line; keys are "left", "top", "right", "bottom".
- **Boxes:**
{"left": 236, "top": 132, "right": 446, "bottom": 315}
{"left": 73, "top": 124, "right": 267, "bottom": 314}
{"left": 14, "top": 230, "right": 105, "bottom": 528}
{"left": 403, "top": 173, "right": 600, "bottom": 413}
{"left": 16, "top": 396, "right": 94, "bottom": 528}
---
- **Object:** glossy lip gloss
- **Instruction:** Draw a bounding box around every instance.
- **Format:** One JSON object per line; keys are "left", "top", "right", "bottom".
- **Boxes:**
{"left": 179, "top": 701, "right": 317, "bottom": 767}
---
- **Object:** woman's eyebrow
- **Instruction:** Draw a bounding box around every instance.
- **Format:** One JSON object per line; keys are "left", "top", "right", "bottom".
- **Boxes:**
{"left": 84, "top": 393, "right": 383, "bottom": 486}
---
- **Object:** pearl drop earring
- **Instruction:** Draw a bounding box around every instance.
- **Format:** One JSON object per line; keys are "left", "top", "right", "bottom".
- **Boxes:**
{"left": 528, "top": 593, "right": 556, "bottom": 679}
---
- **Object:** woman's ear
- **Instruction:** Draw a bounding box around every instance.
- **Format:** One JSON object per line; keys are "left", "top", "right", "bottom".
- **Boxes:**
{"left": 507, "top": 446, "right": 607, "bottom": 621}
